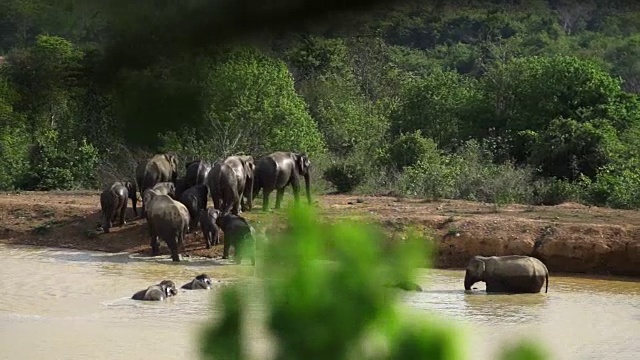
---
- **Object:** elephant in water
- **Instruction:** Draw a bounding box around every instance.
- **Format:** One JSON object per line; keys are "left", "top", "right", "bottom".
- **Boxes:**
{"left": 387, "top": 280, "right": 423, "bottom": 292}
{"left": 199, "top": 207, "right": 222, "bottom": 249}
{"left": 181, "top": 274, "right": 213, "bottom": 290}
{"left": 132, "top": 280, "right": 178, "bottom": 301}
{"left": 100, "top": 181, "right": 137, "bottom": 233}
{"left": 464, "top": 255, "right": 549, "bottom": 294}
{"left": 252, "top": 151, "right": 311, "bottom": 211}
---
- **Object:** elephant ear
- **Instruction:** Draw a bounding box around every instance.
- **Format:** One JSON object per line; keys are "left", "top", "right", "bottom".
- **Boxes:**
{"left": 295, "top": 153, "right": 310, "bottom": 175}
{"left": 474, "top": 259, "right": 486, "bottom": 278}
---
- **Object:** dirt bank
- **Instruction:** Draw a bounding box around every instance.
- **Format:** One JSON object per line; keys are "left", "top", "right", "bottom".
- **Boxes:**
{"left": 0, "top": 191, "right": 639, "bottom": 277}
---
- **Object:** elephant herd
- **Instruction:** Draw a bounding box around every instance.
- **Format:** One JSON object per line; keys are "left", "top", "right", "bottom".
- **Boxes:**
{"left": 100, "top": 150, "right": 312, "bottom": 263}
{"left": 131, "top": 273, "right": 214, "bottom": 301}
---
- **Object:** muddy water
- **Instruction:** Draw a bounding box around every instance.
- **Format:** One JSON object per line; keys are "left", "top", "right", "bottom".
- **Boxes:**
{"left": 1, "top": 244, "right": 639, "bottom": 360}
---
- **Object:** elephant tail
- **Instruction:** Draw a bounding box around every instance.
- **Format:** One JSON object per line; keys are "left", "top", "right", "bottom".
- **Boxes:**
{"left": 545, "top": 271, "right": 549, "bottom": 293}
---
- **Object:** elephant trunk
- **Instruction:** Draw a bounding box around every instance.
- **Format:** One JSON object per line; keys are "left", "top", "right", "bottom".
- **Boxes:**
{"left": 304, "top": 172, "right": 311, "bottom": 205}
{"left": 464, "top": 273, "right": 475, "bottom": 290}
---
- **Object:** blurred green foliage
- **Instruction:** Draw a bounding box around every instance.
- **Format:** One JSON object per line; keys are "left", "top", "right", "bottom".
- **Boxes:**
{"left": 199, "top": 205, "right": 549, "bottom": 360}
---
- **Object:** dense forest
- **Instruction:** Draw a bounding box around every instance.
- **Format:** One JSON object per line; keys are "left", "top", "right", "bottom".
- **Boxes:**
{"left": 2, "top": 0, "right": 640, "bottom": 209}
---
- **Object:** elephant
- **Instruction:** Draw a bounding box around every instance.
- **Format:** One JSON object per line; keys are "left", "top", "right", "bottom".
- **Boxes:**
{"left": 224, "top": 155, "right": 255, "bottom": 212}
{"left": 135, "top": 153, "right": 179, "bottom": 215}
{"left": 175, "top": 177, "right": 189, "bottom": 200}
{"left": 464, "top": 255, "right": 549, "bottom": 294}
{"left": 207, "top": 162, "right": 239, "bottom": 215}
{"left": 100, "top": 181, "right": 137, "bottom": 233}
{"left": 199, "top": 207, "right": 222, "bottom": 248}
{"left": 207, "top": 156, "right": 254, "bottom": 215}
{"left": 185, "top": 160, "right": 212, "bottom": 188}
{"left": 387, "top": 280, "right": 423, "bottom": 292}
{"left": 252, "top": 151, "right": 311, "bottom": 211}
{"left": 131, "top": 280, "right": 178, "bottom": 301}
{"left": 152, "top": 182, "right": 177, "bottom": 198}
{"left": 145, "top": 193, "right": 190, "bottom": 262}
{"left": 217, "top": 213, "right": 256, "bottom": 265}
{"left": 181, "top": 274, "right": 213, "bottom": 290}
{"left": 178, "top": 184, "right": 209, "bottom": 232}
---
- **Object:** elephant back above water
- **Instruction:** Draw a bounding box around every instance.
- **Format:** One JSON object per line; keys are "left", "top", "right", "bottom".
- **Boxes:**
{"left": 132, "top": 280, "right": 178, "bottom": 301}
{"left": 464, "top": 255, "right": 549, "bottom": 294}
{"left": 185, "top": 160, "right": 212, "bottom": 188}
{"left": 252, "top": 151, "right": 311, "bottom": 211}
{"left": 135, "top": 153, "right": 179, "bottom": 203}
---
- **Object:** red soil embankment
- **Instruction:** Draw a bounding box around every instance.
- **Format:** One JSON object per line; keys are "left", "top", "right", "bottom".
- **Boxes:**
{"left": 0, "top": 192, "right": 639, "bottom": 277}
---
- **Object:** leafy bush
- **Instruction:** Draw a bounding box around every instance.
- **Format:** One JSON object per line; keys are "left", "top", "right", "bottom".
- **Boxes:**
{"left": 199, "top": 205, "right": 549, "bottom": 360}
{"left": 387, "top": 131, "right": 440, "bottom": 171}
{"left": 23, "top": 130, "right": 100, "bottom": 190}
{"left": 323, "top": 160, "right": 366, "bottom": 194}
{"left": 531, "top": 177, "right": 581, "bottom": 206}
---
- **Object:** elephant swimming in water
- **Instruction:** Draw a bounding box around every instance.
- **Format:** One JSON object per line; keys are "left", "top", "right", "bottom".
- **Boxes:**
{"left": 181, "top": 274, "right": 213, "bottom": 290}
{"left": 464, "top": 255, "right": 549, "bottom": 294}
{"left": 131, "top": 280, "right": 178, "bottom": 301}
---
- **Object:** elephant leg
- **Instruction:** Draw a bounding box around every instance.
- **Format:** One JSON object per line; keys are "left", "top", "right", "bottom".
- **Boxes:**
{"left": 222, "top": 238, "right": 231, "bottom": 259}
{"left": 213, "top": 195, "right": 221, "bottom": 211}
{"left": 291, "top": 179, "right": 301, "bottom": 205}
{"left": 150, "top": 234, "right": 160, "bottom": 256}
{"left": 275, "top": 188, "right": 285, "bottom": 209}
{"left": 262, "top": 190, "right": 272, "bottom": 211}
{"left": 118, "top": 203, "right": 126, "bottom": 226}
{"left": 485, "top": 278, "right": 511, "bottom": 293}
{"left": 168, "top": 237, "right": 181, "bottom": 262}
{"left": 204, "top": 230, "right": 211, "bottom": 249}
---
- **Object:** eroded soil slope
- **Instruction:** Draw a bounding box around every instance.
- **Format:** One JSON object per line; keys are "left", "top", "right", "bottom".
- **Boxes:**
{"left": 1, "top": 191, "right": 639, "bottom": 276}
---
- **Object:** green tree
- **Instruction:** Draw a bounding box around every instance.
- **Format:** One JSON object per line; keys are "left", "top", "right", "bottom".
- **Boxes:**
{"left": 193, "top": 46, "right": 326, "bottom": 157}
{"left": 389, "top": 68, "right": 481, "bottom": 149}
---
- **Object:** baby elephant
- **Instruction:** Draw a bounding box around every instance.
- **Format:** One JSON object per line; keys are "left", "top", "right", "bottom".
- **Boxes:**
{"left": 100, "top": 181, "right": 137, "bottom": 233}
{"left": 199, "top": 207, "right": 222, "bottom": 248}
{"left": 181, "top": 274, "right": 213, "bottom": 290}
{"left": 217, "top": 213, "right": 256, "bottom": 265}
{"left": 131, "top": 280, "right": 178, "bottom": 301}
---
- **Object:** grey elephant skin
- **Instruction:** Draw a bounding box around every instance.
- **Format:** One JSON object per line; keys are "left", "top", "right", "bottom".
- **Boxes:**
{"left": 152, "top": 182, "right": 177, "bottom": 198}
{"left": 100, "top": 181, "right": 137, "bottom": 233}
{"left": 185, "top": 160, "right": 212, "bottom": 188}
{"left": 464, "top": 255, "right": 549, "bottom": 294}
{"left": 178, "top": 184, "right": 209, "bottom": 232}
{"left": 144, "top": 191, "right": 190, "bottom": 262}
{"left": 181, "top": 274, "right": 213, "bottom": 290}
{"left": 199, "top": 207, "right": 222, "bottom": 248}
{"left": 253, "top": 151, "right": 311, "bottom": 211}
{"left": 207, "top": 156, "right": 254, "bottom": 215}
{"left": 135, "top": 153, "right": 179, "bottom": 214}
{"left": 174, "top": 177, "right": 189, "bottom": 200}
{"left": 132, "top": 280, "right": 178, "bottom": 301}
{"left": 217, "top": 213, "right": 256, "bottom": 265}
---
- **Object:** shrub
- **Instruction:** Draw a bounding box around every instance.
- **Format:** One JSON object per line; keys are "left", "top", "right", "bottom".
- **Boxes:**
{"left": 531, "top": 177, "right": 581, "bottom": 206}
{"left": 323, "top": 160, "right": 366, "bottom": 194}
{"left": 388, "top": 131, "right": 440, "bottom": 171}
{"left": 199, "top": 205, "right": 549, "bottom": 360}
